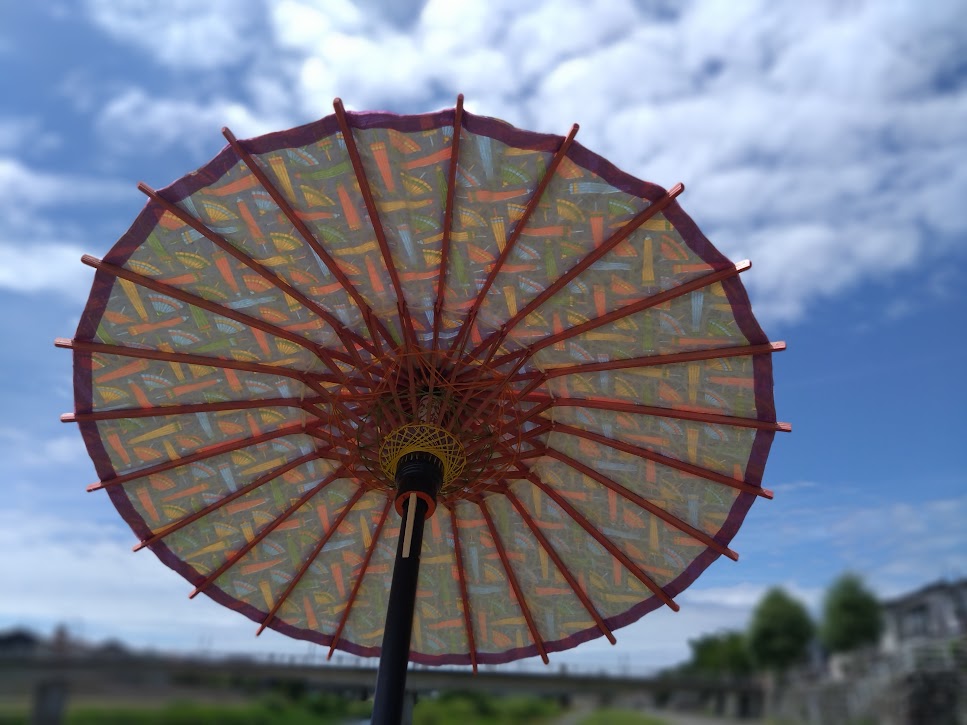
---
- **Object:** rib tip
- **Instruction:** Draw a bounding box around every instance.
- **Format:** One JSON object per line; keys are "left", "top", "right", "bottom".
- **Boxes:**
{"left": 54, "top": 337, "right": 74, "bottom": 349}
{"left": 471, "top": 663, "right": 478, "bottom": 675}
{"left": 541, "top": 654, "right": 550, "bottom": 665}
{"left": 456, "top": 93, "right": 464, "bottom": 103}
{"left": 85, "top": 482, "right": 102, "bottom": 493}
{"left": 221, "top": 126, "right": 236, "bottom": 141}
{"left": 188, "top": 589, "right": 200, "bottom": 599}
{"left": 326, "top": 648, "right": 335, "bottom": 661}
{"left": 59, "top": 413, "right": 75, "bottom": 423}
{"left": 773, "top": 340, "right": 787, "bottom": 351}
{"left": 671, "top": 181, "right": 685, "bottom": 195}
{"left": 132, "top": 542, "right": 145, "bottom": 552}
{"left": 80, "top": 254, "right": 100, "bottom": 267}
{"left": 727, "top": 549, "right": 740, "bottom": 562}
{"left": 668, "top": 600, "right": 681, "bottom": 613}
{"left": 333, "top": 97, "right": 345, "bottom": 111}
{"left": 607, "top": 634, "right": 617, "bottom": 645}
{"left": 778, "top": 422, "right": 793, "bottom": 432}
{"left": 136, "top": 181, "right": 152, "bottom": 194}
{"left": 761, "top": 488, "right": 775, "bottom": 500}
{"left": 737, "top": 259, "right": 753, "bottom": 271}
{"left": 255, "top": 626, "right": 265, "bottom": 637}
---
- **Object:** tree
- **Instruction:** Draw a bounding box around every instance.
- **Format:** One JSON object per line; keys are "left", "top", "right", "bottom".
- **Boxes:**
{"left": 748, "top": 587, "right": 814, "bottom": 672}
{"left": 685, "top": 631, "right": 754, "bottom": 676}
{"left": 820, "top": 573, "right": 883, "bottom": 653}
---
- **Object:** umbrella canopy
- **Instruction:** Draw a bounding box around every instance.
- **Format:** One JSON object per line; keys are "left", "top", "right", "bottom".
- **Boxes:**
{"left": 59, "top": 97, "right": 787, "bottom": 670}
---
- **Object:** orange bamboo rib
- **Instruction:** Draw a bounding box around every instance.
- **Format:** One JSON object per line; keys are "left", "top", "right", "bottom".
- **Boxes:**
{"left": 551, "top": 422, "right": 773, "bottom": 499}
{"left": 546, "top": 448, "right": 739, "bottom": 561}
{"left": 450, "top": 505, "right": 478, "bottom": 673}
{"left": 133, "top": 452, "right": 325, "bottom": 552}
{"left": 503, "top": 488, "right": 616, "bottom": 645}
{"left": 138, "top": 182, "right": 375, "bottom": 359}
{"left": 471, "top": 183, "right": 685, "bottom": 360}
{"left": 258, "top": 487, "right": 368, "bottom": 635}
{"left": 523, "top": 395, "right": 791, "bottom": 432}
{"left": 432, "top": 94, "right": 464, "bottom": 353}
{"left": 87, "top": 421, "right": 316, "bottom": 492}
{"left": 333, "top": 98, "right": 416, "bottom": 352}
{"left": 63, "top": 397, "right": 323, "bottom": 423}
{"left": 189, "top": 467, "right": 347, "bottom": 598}
{"left": 447, "top": 122, "right": 580, "bottom": 363}
{"left": 492, "top": 260, "right": 752, "bottom": 368}
{"left": 81, "top": 255, "right": 329, "bottom": 362}
{"left": 84, "top": 252, "right": 362, "bottom": 399}
{"left": 478, "top": 498, "right": 550, "bottom": 664}
{"left": 221, "top": 127, "right": 396, "bottom": 351}
{"left": 521, "top": 341, "right": 787, "bottom": 380}
{"left": 60, "top": 339, "right": 367, "bottom": 430}
{"left": 519, "top": 467, "right": 679, "bottom": 612}
{"left": 56, "top": 338, "right": 309, "bottom": 385}
{"left": 327, "top": 497, "right": 393, "bottom": 657}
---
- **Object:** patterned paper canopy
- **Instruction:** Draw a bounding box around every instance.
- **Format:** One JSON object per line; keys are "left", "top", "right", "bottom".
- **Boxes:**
{"left": 61, "top": 99, "right": 786, "bottom": 667}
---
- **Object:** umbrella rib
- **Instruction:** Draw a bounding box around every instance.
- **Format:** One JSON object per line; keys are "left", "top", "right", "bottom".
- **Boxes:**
{"left": 522, "top": 394, "right": 792, "bottom": 432}
{"left": 491, "top": 260, "right": 753, "bottom": 369}
{"left": 518, "top": 466, "right": 680, "bottom": 612}
{"left": 81, "top": 255, "right": 338, "bottom": 367}
{"left": 57, "top": 338, "right": 313, "bottom": 386}
{"left": 138, "top": 183, "right": 376, "bottom": 359}
{"left": 449, "top": 505, "right": 478, "bottom": 673}
{"left": 471, "top": 183, "right": 685, "bottom": 361}
{"left": 550, "top": 421, "right": 773, "bottom": 499}
{"left": 545, "top": 447, "right": 739, "bottom": 561}
{"left": 327, "top": 497, "right": 394, "bottom": 658}
{"left": 333, "top": 99, "right": 417, "bottom": 352}
{"left": 517, "top": 341, "right": 787, "bottom": 381}
{"left": 87, "top": 421, "right": 317, "bottom": 492}
{"left": 221, "top": 128, "right": 397, "bottom": 352}
{"left": 258, "top": 486, "right": 369, "bottom": 635}
{"left": 59, "top": 339, "right": 374, "bottom": 425}
{"left": 477, "top": 498, "right": 549, "bottom": 665}
{"left": 189, "top": 466, "right": 348, "bottom": 599}
{"left": 133, "top": 452, "right": 325, "bottom": 552}
{"left": 63, "top": 396, "right": 324, "bottom": 423}
{"left": 446, "top": 122, "right": 580, "bottom": 364}
{"left": 503, "top": 487, "right": 616, "bottom": 645}
{"left": 432, "top": 94, "right": 464, "bottom": 354}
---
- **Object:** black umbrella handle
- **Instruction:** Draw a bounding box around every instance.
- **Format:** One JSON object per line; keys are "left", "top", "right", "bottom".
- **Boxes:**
{"left": 371, "top": 454, "right": 442, "bottom": 724}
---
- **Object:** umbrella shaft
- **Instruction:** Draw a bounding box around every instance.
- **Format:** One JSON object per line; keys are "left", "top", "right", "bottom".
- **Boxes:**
{"left": 372, "top": 492, "right": 429, "bottom": 724}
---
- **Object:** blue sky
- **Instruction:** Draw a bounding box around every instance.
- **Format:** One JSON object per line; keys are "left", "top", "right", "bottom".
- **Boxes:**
{"left": 1, "top": 1, "right": 965, "bottom": 671}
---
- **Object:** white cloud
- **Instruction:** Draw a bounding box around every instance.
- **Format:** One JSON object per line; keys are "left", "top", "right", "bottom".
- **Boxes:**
{"left": 0, "top": 158, "right": 129, "bottom": 298}
{"left": 0, "top": 429, "right": 88, "bottom": 467}
{"left": 83, "top": 0, "right": 967, "bottom": 326}
{"left": 83, "top": 0, "right": 262, "bottom": 70}
{"left": 96, "top": 89, "right": 290, "bottom": 156}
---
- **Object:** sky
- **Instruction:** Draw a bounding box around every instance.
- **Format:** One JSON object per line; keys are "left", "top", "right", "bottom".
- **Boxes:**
{"left": 1, "top": 0, "right": 965, "bottom": 674}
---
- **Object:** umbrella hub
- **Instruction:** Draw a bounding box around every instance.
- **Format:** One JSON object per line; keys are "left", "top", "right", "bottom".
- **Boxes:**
{"left": 379, "top": 423, "right": 466, "bottom": 489}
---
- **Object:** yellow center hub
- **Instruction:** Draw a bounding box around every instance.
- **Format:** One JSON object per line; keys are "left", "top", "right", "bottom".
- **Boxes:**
{"left": 378, "top": 423, "right": 467, "bottom": 486}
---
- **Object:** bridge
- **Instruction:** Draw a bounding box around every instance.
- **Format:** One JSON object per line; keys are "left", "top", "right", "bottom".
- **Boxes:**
{"left": 2, "top": 652, "right": 763, "bottom": 721}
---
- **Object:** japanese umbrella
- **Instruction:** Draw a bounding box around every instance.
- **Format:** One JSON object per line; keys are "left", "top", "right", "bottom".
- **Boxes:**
{"left": 58, "top": 96, "right": 787, "bottom": 721}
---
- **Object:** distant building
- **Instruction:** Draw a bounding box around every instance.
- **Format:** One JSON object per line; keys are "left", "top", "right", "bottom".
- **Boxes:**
{"left": 0, "top": 629, "right": 42, "bottom": 657}
{"left": 880, "top": 578, "right": 967, "bottom": 651}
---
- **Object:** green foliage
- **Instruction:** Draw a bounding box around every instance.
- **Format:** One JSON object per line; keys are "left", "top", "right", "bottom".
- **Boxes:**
{"left": 684, "top": 630, "right": 754, "bottom": 676}
{"left": 63, "top": 695, "right": 370, "bottom": 725}
{"left": 820, "top": 573, "right": 883, "bottom": 654}
{"left": 578, "top": 710, "right": 669, "bottom": 725}
{"left": 748, "top": 587, "right": 815, "bottom": 672}
{"left": 412, "top": 691, "right": 560, "bottom": 725}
